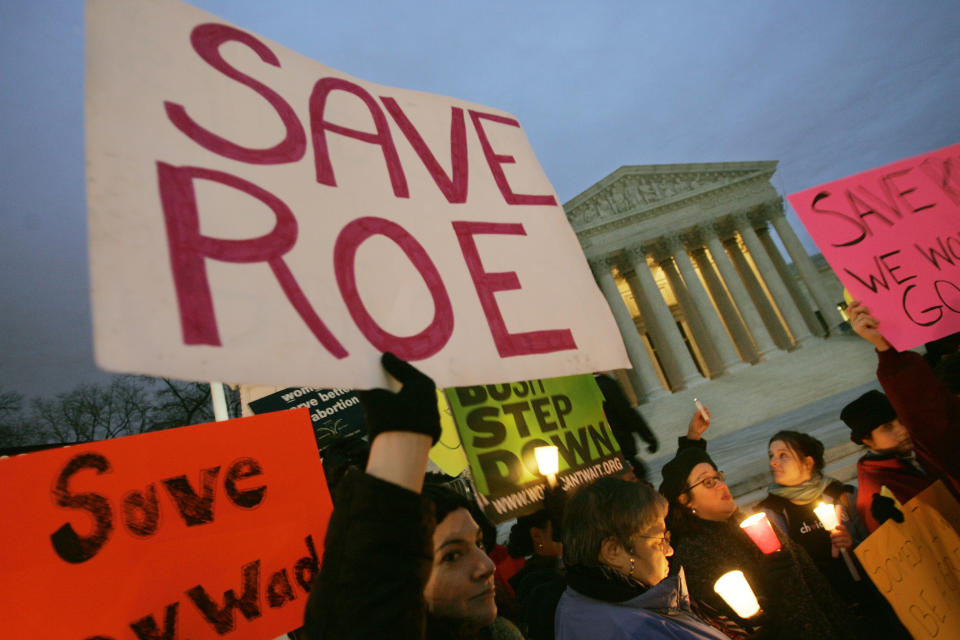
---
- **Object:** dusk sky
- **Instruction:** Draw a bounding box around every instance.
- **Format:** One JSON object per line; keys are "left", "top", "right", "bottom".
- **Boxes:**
{"left": 2, "top": 0, "right": 958, "bottom": 397}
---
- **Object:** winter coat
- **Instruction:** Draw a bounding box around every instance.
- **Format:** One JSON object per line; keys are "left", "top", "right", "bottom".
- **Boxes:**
{"left": 759, "top": 484, "right": 908, "bottom": 638}
{"left": 554, "top": 565, "right": 728, "bottom": 640}
{"left": 303, "top": 471, "right": 523, "bottom": 640}
{"left": 758, "top": 481, "right": 860, "bottom": 582}
{"left": 875, "top": 348, "right": 960, "bottom": 498}
{"left": 669, "top": 509, "right": 856, "bottom": 639}
{"left": 508, "top": 555, "right": 564, "bottom": 640}
{"left": 856, "top": 451, "right": 933, "bottom": 533}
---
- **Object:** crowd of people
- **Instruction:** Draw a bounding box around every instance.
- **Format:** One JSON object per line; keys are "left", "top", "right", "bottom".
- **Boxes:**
{"left": 301, "top": 305, "right": 959, "bottom": 639}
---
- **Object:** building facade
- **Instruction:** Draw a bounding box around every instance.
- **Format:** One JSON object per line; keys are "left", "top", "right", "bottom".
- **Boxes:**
{"left": 565, "top": 161, "right": 847, "bottom": 404}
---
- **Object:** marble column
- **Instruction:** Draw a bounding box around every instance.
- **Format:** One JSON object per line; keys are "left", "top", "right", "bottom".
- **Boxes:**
{"left": 688, "top": 238, "right": 758, "bottom": 364}
{"left": 590, "top": 258, "right": 667, "bottom": 401}
{"left": 755, "top": 222, "right": 825, "bottom": 337}
{"left": 767, "top": 204, "right": 846, "bottom": 331}
{"left": 654, "top": 240, "right": 722, "bottom": 377}
{"left": 720, "top": 231, "right": 791, "bottom": 353}
{"left": 673, "top": 235, "right": 746, "bottom": 372}
{"left": 737, "top": 215, "right": 815, "bottom": 345}
{"left": 626, "top": 247, "right": 706, "bottom": 389}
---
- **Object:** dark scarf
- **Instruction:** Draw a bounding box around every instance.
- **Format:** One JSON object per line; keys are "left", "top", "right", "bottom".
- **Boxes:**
{"left": 564, "top": 563, "right": 648, "bottom": 603}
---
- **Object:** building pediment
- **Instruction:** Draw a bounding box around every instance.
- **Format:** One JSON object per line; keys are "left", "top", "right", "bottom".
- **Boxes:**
{"left": 564, "top": 161, "right": 778, "bottom": 232}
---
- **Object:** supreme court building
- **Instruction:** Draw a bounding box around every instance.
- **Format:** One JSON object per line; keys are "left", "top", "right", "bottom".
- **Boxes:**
{"left": 565, "top": 161, "right": 854, "bottom": 410}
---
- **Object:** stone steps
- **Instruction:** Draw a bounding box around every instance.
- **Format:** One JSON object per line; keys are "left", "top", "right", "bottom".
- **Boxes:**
{"left": 639, "top": 379, "right": 881, "bottom": 510}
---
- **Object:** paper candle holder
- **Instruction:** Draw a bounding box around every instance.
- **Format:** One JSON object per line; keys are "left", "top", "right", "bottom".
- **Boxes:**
{"left": 714, "top": 570, "right": 761, "bottom": 618}
{"left": 739, "top": 512, "right": 781, "bottom": 554}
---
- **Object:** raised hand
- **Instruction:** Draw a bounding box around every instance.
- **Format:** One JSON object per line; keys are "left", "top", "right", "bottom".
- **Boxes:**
{"left": 686, "top": 405, "right": 711, "bottom": 440}
{"left": 358, "top": 352, "right": 441, "bottom": 444}
{"left": 847, "top": 301, "right": 891, "bottom": 352}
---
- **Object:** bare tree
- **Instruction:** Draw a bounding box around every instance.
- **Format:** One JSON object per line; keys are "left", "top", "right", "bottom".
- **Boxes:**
{"left": 150, "top": 378, "right": 215, "bottom": 430}
{"left": 0, "top": 388, "right": 42, "bottom": 448}
{"left": 31, "top": 376, "right": 154, "bottom": 443}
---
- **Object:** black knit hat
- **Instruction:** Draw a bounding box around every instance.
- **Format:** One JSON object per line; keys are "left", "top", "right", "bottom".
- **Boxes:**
{"left": 841, "top": 390, "right": 897, "bottom": 444}
{"left": 658, "top": 446, "right": 717, "bottom": 502}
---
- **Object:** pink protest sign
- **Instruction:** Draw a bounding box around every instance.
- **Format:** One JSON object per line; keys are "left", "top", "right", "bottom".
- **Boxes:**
{"left": 788, "top": 143, "right": 960, "bottom": 351}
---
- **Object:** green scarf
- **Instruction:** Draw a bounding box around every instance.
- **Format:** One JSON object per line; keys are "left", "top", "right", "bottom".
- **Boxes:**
{"left": 767, "top": 473, "right": 835, "bottom": 504}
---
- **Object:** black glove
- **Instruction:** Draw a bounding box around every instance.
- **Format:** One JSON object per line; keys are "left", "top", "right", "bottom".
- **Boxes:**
{"left": 645, "top": 437, "right": 659, "bottom": 454}
{"left": 357, "top": 352, "right": 441, "bottom": 444}
{"left": 757, "top": 549, "right": 794, "bottom": 596}
{"left": 871, "top": 493, "right": 904, "bottom": 525}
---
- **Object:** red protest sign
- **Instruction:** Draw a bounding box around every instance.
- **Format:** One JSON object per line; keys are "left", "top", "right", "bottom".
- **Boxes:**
{"left": 788, "top": 143, "right": 960, "bottom": 350}
{"left": 0, "top": 409, "right": 331, "bottom": 640}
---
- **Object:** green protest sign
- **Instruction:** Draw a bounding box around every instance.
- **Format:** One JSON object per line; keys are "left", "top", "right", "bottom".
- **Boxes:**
{"left": 445, "top": 374, "right": 625, "bottom": 523}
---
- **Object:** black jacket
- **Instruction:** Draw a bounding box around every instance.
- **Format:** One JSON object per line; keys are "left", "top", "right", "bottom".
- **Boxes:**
{"left": 303, "top": 472, "right": 524, "bottom": 640}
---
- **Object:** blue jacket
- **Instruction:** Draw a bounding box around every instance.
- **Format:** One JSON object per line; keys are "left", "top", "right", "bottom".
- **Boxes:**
{"left": 554, "top": 574, "right": 728, "bottom": 640}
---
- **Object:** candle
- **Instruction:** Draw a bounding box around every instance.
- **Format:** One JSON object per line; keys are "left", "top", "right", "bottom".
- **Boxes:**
{"left": 534, "top": 445, "right": 559, "bottom": 488}
{"left": 813, "top": 501, "right": 861, "bottom": 582}
{"left": 694, "top": 398, "right": 709, "bottom": 422}
{"left": 813, "top": 502, "right": 839, "bottom": 530}
{"left": 739, "top": 512, "right": 781, "bottom": 554}
{"left": 714, "top": 570, "right": 761, "bottom": 618}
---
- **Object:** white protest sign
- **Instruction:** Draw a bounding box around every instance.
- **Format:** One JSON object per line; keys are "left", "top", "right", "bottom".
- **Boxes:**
{"left": 86, "top": 0, "right": 629, "bottom": 389}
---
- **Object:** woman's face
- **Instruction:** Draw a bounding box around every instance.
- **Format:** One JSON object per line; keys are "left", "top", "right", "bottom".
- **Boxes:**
{"left": 768, "top": 440, "right": 814, "bottom": 486}
{"left": 599, "top": 513, "right": 673, "bottom": 587}
{"left": 424, "top": 507, "right": 497, "bottom": 627}
{"left": 627, "top": 516, "right": 673, "bottom": 587}
{"left": 682, "top": 462, "right": 737, "bottom": 521}
{"left": 863, "top": 419, "right": 912, "bottom": 454}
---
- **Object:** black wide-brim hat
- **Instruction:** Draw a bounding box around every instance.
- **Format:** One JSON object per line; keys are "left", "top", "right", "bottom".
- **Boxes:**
{"left": 659, "top": 446, "right": 717, "bottom": 503}
{"left": 841, "top": 390, "right": 896, "bottom": 444}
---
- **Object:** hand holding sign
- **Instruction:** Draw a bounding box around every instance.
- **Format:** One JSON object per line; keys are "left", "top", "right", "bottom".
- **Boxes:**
{"left": 788, "top": 143, "right": 960, "bottom": 351}
{"left": 361, "top": 353, "right": 439, "bottom": 493}
{"left": 848, "top": 300, "right": 892, "bottom": 352}
{"left": 358, "top": 352, "right": 441, "bottom": 444}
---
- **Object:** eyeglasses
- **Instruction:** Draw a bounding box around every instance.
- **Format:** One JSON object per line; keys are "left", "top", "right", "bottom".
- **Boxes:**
{"left": 636, "top": 530, "right": 672, "bottom": 552}
{"left": 685, "top": 471, "right": 726, "bottom": 491}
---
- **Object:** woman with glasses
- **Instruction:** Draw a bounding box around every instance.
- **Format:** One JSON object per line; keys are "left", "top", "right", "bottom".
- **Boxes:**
{"left": 658, "top": 410, "right": 856, "bottom": 639}
{"left": 554, "top": 475, "right": 729, "bottom": 639}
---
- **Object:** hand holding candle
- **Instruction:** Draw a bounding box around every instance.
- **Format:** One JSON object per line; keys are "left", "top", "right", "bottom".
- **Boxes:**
{"left": 714, "top": 570, "right": 761, "bottom": 618}
{"left": 739, "top": 512, "right": 781, "bottom": 554}
{"left": 813, "top": 501, "right": 861, "bottom": 581}
{"left": 687, "top": 401, "right": 711, "bottom": 440}
{"left": 535, "top": 445, "right": 560, "bottom": 489}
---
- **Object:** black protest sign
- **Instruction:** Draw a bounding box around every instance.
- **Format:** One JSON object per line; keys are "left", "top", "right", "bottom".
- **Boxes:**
{"left": 249, "top": 387, "right": 366, "bottom": 452}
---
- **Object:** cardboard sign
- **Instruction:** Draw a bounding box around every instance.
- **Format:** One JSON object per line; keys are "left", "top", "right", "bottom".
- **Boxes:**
{"left": 788, "top": 143, "right": 960, "bottom": 350}
{"left": 86, "top": 0, "right": 628, "bottom": 390}
{"left": 854, "top": 482, "right": 960, "bottom": 638}
{"left": 446, "top": 374, "right": 625, "bottom": 523}
{"left": 0, "top": 410, "right": 332, "bottom": 640}
{"left": 249, "top": 387, "right": 366, "bottom": 453}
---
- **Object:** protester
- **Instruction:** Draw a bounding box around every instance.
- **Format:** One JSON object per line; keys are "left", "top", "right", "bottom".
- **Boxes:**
{"left": 554, "top": 475, "right": 729, "bottom": 639}
{"left": 841, "top": 389, "right": 934, "bottom": 532}
{"left": 848, "top": 301, "right": 960, "bottom": 507}
{"left": 303, "top": 353, "right": 523, "bottom": 640}
{"left": 757, "top": 431, "right": 907, "bottom": 637}
{"left": 594, "top": 372, "right": 658, "bottom": 482}
{"left": 660, "top": 410, "right": 856, "bottom": 639}
{"left": 758, "top": 430, "right": 861, "bottom": 566}
{"left": 506, "top": 509, "right": 564, "bottom": 640}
